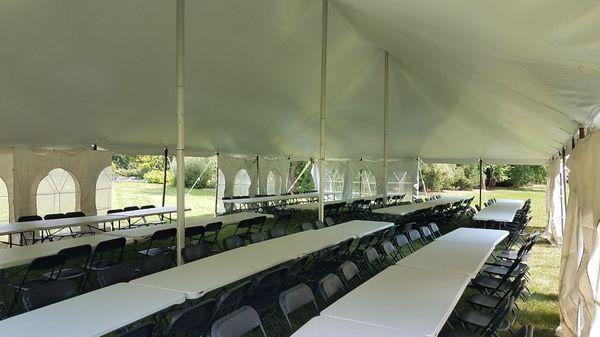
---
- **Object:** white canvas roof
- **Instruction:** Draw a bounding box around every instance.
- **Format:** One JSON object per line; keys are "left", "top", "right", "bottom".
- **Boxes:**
{"left": 1, "top": 0, "right": 599, "bottom": 163}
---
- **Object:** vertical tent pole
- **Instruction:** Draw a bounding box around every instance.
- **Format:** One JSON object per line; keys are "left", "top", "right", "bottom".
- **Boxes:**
{"left": 383, "top": 51, "right": 389, "bottom": 206}
{"left": 214, "top": 153, "right": 219, "bottom": 216}
{"left": 478, "top": 158, "right": 483, "bottom": 208}
{"left": 175, "top": 0, "right": 186, "bottom": 266}
{"left": 560, "top": 148, "right": 567, "bottom": 234}
{"left": 162, "top": 147, "right": 168, "bottom": 207}
{"left": 256, "top": 155, "right": 260, "bottom": 196}
{"left": 415, "top": 158, "right": 421, "bottom": 201}
{"left": 318, "top": 0, "right": 328, "bottom": 222}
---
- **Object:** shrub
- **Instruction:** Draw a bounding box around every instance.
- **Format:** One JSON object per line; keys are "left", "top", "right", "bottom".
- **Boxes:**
{"left": 143, "top": 169, "right": 174, "bottom": 185}
{"left": 171, "top": 157, "right": 217, "bottom": 189}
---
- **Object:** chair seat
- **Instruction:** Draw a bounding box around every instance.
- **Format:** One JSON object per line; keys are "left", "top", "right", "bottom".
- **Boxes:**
{"left": 487, "top": 259, "right": 523, "bottom": 268}
{"left": 439, "top": 329, "right": 481, "bottom": 337}
{"left": 43, "top": 268, "right": 85, "bottom": 280}
{"left": 470, "top": 276, "right": 509, "bottom": 292}
{"left": 458, "top": 309, "right": 493, "bottom": 328}
{"left": 138, "top": 247, "right": 171, "bottom": 257}
{"left": 12, "top": 279, "right": 49, "bottom": 292}
{"left": 85, "top": 260, "right": 117, "bottom": 271}
{"left": 466, "top": 293, "right": 503, "bottom": 309}
{"left": 484, "top": 265, "right": 525, "bottom": 277}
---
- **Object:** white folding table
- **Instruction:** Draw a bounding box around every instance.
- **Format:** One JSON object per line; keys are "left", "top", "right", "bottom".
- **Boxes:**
{"left": 472, "top": 203, "right": 522, "bottom": 222}
{"left": 372, "top": 196, "right": 468, "bottom": 216}
{"left": 104, "top": 212, "right": 273, "bottom": 240}
{"left": 396, "top": 240, "right": 495, "bottom": 278}
{"left": 437, "top": 227, "right": 508, "bottom": 246}
{"left": 0, "top": 283, "right": 185, "bottom": 337}
{"left": 321, "top": 265, "right": 471, "bottom": 337}
{"left": 221, "top": 192, "right": 318, "bottom": 205}
{"left": 291, "top": 316, "right": 411, "bottom": 337}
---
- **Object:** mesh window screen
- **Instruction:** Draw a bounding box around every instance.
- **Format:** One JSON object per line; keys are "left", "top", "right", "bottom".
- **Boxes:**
{"left": 36, "top": 168, "right": 79, "bottom": 216}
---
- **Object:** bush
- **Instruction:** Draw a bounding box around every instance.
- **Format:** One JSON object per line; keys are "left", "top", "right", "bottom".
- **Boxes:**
{"left": 507, "top": 165, "right": 547, "bottom": 187}
{"left": 421, "top": 163, "right": 457, "bottom": 191}
{"left": 143, "top": 169, "right": 174, "bottom": 185}
{"left": 171, "top": 157, "right": 217, "bottom": 189}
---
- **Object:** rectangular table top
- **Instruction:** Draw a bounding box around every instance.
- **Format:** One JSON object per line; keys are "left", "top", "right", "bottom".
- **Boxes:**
{"left": 472, "top": 203, "right": 522, "bottom": 222}
{"left": 221, "top": 192, "right": 318, "bottom": 204}
{"left": 0, "top": 235, "right": 132, "bottom": 269}
{"left": 287, "top": 193, "right": 406, "bottom": 211}
{"left": 321, "top": 265, "right": 470, "bottom": 336}
{"left": 396, "top": 240, "right": 495, "bottom": 278}
{"left": 104, "top": 212, "right": 273, "bottom": 240}
{"left": 291, "top": 316, "right": 411, "bottom": 337}
{"left": 0, "top": 283, "right": 185, "bottom": 337}
{"left": 372, "top": 196, "right": 468, "bottom": 216}
{"left": 437, "top": 227, "right": 508, "bottom": 246}
{"left": 131, "top": 220, "right": 393, "bottom": 299}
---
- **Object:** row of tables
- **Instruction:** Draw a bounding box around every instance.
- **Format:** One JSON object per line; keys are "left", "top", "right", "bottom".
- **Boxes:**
{"left": 286, "top": 193, "right": 406, "bottom": 211}
{"left": 0, "top": 220, "right": 393, "bottom": 337}
{"left": 293, "top": 227, "right": 509, "bottom": 337}
{"left": 0, "top": 211, "right": 271, "bottom": 270}
{"left": 472, "top": 199, "right": 524, "bottom": 222}
{"left": 372, "top": 195, "right": 469, "bottom": 216}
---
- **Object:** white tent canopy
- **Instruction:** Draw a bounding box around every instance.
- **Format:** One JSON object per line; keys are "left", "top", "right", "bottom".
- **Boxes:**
{"left": 1, "top": 0, "right": 599, "bottom": 163}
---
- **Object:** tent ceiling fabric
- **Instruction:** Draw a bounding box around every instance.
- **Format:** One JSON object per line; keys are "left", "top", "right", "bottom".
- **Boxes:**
{"left": 1, "top": 0, "right": 599, "bottom": 163}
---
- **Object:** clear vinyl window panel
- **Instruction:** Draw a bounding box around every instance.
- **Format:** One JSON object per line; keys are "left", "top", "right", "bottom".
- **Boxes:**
{"left": 36, "top": 168, "right": 79, "bottom": 216}
{"left": 266, "top": 170, "right": 282, "bottom": 195}
{"left": 233, "top": 169, "right": 251, "bottom": 197}
{"left": 0, "top": 178, "right": 8, "bottom": 223}
{"left": 324, "top": 166, "right": 344, "bottom": 201}
{"left": 388, "top": 171, "right": 412, "bottom": 195}
{"left": 352, "top": 170, "right": 377, "bottom": 198}
{"left": 95, "top": 166, "right": 112, "bottom": 214}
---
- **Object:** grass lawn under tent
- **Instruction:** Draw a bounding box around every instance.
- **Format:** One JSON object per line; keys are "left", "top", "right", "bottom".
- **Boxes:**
{"left": 112, "top": 181, "right": 559, "bottom": 337}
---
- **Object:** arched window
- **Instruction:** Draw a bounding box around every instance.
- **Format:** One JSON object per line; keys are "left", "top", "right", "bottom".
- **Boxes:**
{"left": 36, "top": 168, "right": 79, "bottom": 216}
{"left": 216, "top": 169, "right": 226, "bottom": 214}
{"left": 95, "top": 166, "right": 112, "bottom": 214}
{"left": 388, "top": 171, "right": 411, "bottom": 195}
{"left": 266, "top": 170, "right": 282, "bottom": 195}
{"left": 352, "top": 170, "right": 377, "bottom": 198}
{"left": 233, "top": 169, "right": 251, "bottom": 197}
{"left": 324, "top": 165, "right": 344, "bottom": 201}
{"left": 0, "top": 178, "right": 9, "bottom": 223}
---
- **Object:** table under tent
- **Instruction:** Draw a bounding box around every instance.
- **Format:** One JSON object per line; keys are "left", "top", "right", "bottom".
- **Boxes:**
{"left": 0, "top": 1, "right": 599, "bottom": 337}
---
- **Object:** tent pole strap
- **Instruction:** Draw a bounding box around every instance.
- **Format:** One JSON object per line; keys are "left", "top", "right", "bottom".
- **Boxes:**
{"left": 318, "top": 0, "right": 328, "bottom": 222}
{"left": 479, "top": 158, "right": 483, "bottom": 208}
{"left": 383, "top": 51, "right": 389, "bottom": 205}
{"left": 162, "top": 148, "right": 168, "bottom": 207}
{"left": 175, "top": 0, "right": 186, "bottom": 266}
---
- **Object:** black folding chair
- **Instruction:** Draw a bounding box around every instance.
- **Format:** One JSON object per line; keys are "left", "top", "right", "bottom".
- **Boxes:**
{"left": 82, "top": 237, "right": 126, "bottom": 289}
{"left": 278, "top": 283, "right": 318, "bottom": 330}
{"left": 210, "top": 306, "right": 267, "bottom": 337}
{"left": 224, "top": 235, "right": 245, "bottom": 251}
{"left": 117, "top": 322, "right": 155, "bottom": 337}
{"left": 165, "top": 299, "right": 215, "bottom": 336}
{"left": 317, "top": 273, "right": 345, "bottom": 304}
{"left": 43, "top": 244, "right": 92, "bottom": 290}
{"left": 181, "top": 243, "right": 212, "bottom": 263}
{"left": 97, "top": 264, "right": 139, "bottom": 288}
{"left": 22, "top": 279, "right": 77, "bottom": 311}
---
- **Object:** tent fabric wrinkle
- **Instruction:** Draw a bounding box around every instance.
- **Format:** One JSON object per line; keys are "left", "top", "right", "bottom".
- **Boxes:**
{"left": 0, "top": 0, "right": 598, "bottom": 163}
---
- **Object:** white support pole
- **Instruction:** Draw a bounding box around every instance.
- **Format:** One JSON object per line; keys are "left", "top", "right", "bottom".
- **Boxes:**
{"left": 318, "top": 0, "right": 328, "bottom": 222}
{"left": 175, "top": 0, "right": 186, "bottom": 266}
{"left": 383, "top": 51, "right": 389, "bottom": 205}
{"left": 214, "top": 154, "right": 219, "bottom": 216}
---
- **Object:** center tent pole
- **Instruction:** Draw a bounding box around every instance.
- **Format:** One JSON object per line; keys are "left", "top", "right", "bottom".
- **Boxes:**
{"left": 383, "top": 51, "right": 389, "bottom": 206}
{"left": 318, "top": 0, "right": 329, "bottom": 222}
{"left": 162, "top": 147, "right": 168, "bottom": 207}
{"left": 478, "top": 158, "right": 483, "bottom": 209}
{"left": 175, "top": 0, "right": 186, "bottom": 266}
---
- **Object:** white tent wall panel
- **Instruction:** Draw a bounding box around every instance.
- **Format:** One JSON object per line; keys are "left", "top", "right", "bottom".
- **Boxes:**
{"left": 258, "top": 157, "right": 291, "bottom": 196}
{"left": 0, "top": 150, "right": 15, "bottom": 222}
{"left": 544, "top": 157, "right": 564, "bottom": 246}
{"left": 217, "top": 154, "right": 258, "bottom": 198}
{"left": 1, "top": 148, "right": 111, "bottom": 221}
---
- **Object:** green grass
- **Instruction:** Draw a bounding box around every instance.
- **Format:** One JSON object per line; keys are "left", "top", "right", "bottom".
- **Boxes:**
{"left": 111, "top": 181, "right": 216, "bottom": 219}
{"left": 441, "top": 186, "right": 559, "bottom": 337}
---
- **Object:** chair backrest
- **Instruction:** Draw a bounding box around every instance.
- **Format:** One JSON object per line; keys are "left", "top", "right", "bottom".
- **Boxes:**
{"left": 252, "top": 266, "right": 289, "bottom": 298}
{"left": 224, "top": 235, "right": 244, "bottom": 250}
{"left": 269, "top": 228, "right": 286, "bottom": 239}
{"left": 314, "top": 221, "right": 326, "bottom": 229}
{"left": 181, "top": 243, "right": 211, "bottom": 263}
{"left": 363, "top": 247, "right": 381, "bottom": 264}
{"left": 318, "top": 273, "right": 345, "bottom": 303}
{"left": 44, "top": 213, "right": 66, "bottom": 220}
{"left": 419, "top": 226, "right": 433, "bottom": 239}
{"left": 29, "top": 254, "right": 67, "bottom": 274}
{"left": 107, "top": 209, "right": 123, "bottom": 214}
{"left": 140, "top": 205, "right": 156, "bottom": 210}
{"left": 380, "top": 241, "right": 397, "bottom": 257}
{"left": 17, "top": 215, "right": 43, "bottom": 222}
{"left": 22, "top": 280, "right": 78, "bottom": 311}
{"left": 278, "top": 284, "right": 318, "bottom": 328}
{"left": 337, "top": 261, "right": 361, "bottom": 286}
{"left": 301, "top": 222, "right": 315, "bottom": 231}
{"left": 235, "top": 218, "right": 254, "bottom": 234}
{"left": 93, "top": 237, "right": 126, "bottom": 266}
{"left": 216, "top": 280, "right": 253, "bottom": 314}
{"left": 151, "top": 227, "right": 178, "bottom": 241}
{"left": 123, "top": 206, "right": 140, "bottom": 211}
{"left": 117, "top": 322, "right": 155, "bottom": 337}
{"left": 139, "top": 254, "right": 172, "bottom": 275}
{"left": 210, "top": 306, "right": 266, "bottom": 337}
{"left": 97, "top": 264, "right": 138, "bottom": 288}
{"left": 428, "top": 222, "right": 440, "bottom": 234}
{"left": 394, "top": 234, "right": 410, "bottom": 248}
{"left": 58, "top": 244, "right": 92, "bottom": 264}
{"left": 205, "top": 221, "right": 223, "bottom": 233}
{"left": 166, "top": 299, "right": 216, "bottom": 336}
{"left": 324, "top": 217, "right": 336, "bottom": 227}
{"left": 64, "top": 211, "right": 86, "bottom": 218}
{"left": 250, "top": 232, "right": 268, "bottom": 244}
{"left": 406, "top": 229, "right": 421, "bottom": 242}
{"left": 185, "top": 225, "right": 206, "bottom": 241}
